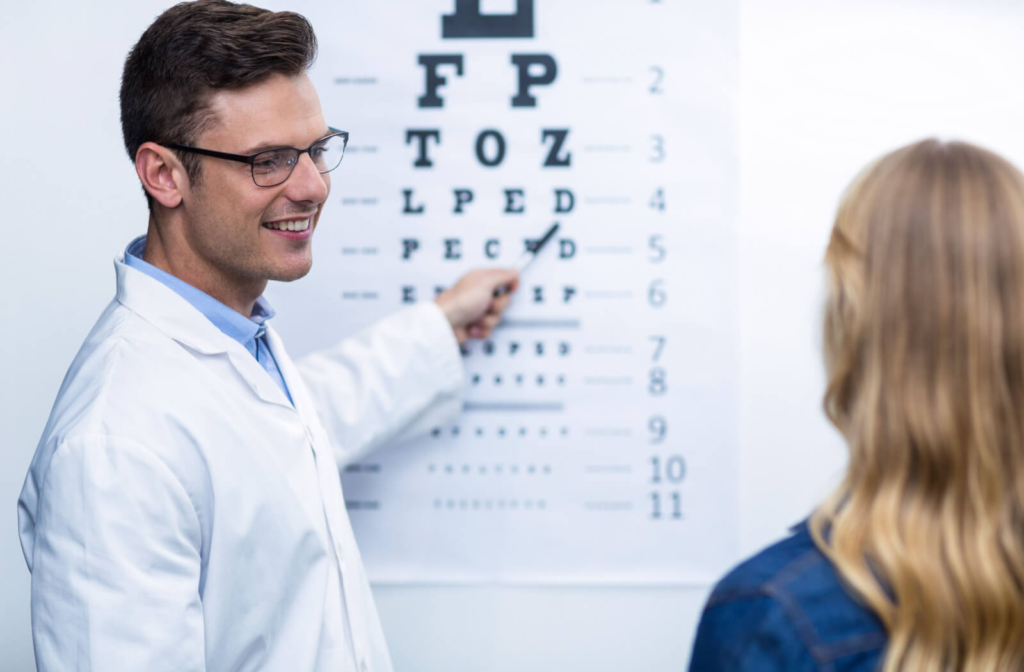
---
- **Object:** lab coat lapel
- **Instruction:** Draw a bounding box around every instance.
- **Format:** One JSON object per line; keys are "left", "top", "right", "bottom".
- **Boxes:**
{"left": 223, "top": 349, "right": 294, "bottom": 410}
{"left": 263, "top": 326, "right": 334, "bottom": 462}
{"left": 114, "top": 255, "right": 293, "bottom": 410}
{"left": 265, "top": 325, "right": 376, "bottom": 662}
{"left": 264, "top": 326, "right": 352, "bottom": 537}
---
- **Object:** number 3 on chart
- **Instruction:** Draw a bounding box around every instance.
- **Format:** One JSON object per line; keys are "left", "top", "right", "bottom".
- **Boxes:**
{"left": 649, "top": 135, "right": 665, "bottom": 163}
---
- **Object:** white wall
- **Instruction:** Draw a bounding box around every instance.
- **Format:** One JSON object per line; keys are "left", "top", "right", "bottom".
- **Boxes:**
{"left": 738, "top": 0, "right": 1024, "bottom": 560}
{"left": 3, "top": 1, "right": 1024, "bottom": 670}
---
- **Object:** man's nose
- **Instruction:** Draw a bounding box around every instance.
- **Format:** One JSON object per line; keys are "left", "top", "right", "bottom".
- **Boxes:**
{"left": 284, "top": 152, "right": 329, "bottom": 204}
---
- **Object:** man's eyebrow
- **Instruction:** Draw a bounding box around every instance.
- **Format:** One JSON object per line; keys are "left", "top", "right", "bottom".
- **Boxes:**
{"left": 242, "top": 129, "right": 333, "bottom": 155}
{"left": 242, "top": 141, "right": 285, "bottom": 155}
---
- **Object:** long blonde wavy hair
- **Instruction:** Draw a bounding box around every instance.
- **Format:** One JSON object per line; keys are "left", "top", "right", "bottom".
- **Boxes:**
{"left": 809, "top": 139, "right": 1024, "bottom": 671}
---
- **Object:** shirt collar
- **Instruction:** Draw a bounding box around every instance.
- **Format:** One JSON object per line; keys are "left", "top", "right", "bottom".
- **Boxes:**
{"left": 124, "top": 235, "right": 275, "bottom": 349}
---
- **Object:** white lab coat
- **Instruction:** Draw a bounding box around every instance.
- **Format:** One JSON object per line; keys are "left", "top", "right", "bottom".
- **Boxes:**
{"left": 17, "top": 254, "right": 465, "bottom": 672}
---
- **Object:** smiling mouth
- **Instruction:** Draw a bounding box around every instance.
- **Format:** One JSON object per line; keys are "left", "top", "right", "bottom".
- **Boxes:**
{"left": 262, "top": 217, "right": 312, "bottom": 232}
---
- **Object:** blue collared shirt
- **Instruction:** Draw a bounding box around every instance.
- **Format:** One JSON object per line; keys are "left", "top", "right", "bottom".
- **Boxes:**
{"left": 124, "top": 235, "right": 293, "bottom": 405}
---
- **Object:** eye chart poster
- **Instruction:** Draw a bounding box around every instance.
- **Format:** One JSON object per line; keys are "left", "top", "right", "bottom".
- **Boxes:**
{"left": 269, "top": 0, "right": 739, "bottom": 584}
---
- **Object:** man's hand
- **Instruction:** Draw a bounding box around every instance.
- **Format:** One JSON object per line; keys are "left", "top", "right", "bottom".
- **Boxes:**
{"left": 435, "top": 268, "right": 519, "bottom": 344}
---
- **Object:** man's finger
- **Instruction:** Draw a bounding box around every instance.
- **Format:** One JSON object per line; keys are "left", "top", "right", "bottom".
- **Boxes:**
{"left": 467, "top": 314, "right": 501, "bottom": 335}
{"left": 482, "top": 314, "right": 502, "bottom": 330}
{"left": 474, "top": 324, "right": 498, "bottom": 340}
{"left": 488, "top": 268, "right": 520, "bottom": 297}
{"left": 490, "top": 294, "right": 512, "bottom": 315}
{"left": 489, "top": 268, "right": 519, "bottom": 287}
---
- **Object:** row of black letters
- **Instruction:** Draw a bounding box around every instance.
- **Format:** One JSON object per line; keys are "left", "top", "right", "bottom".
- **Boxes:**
{"left": 402, "top": 285, "right": 577, "bottom": 304}
{"left": 396, "top": 187, "right": 669, "bottom": 215}
{"left": 417, "top": 53, "right": 557, "bottom": 109}
{"left": 402, "top": 237, "right": 576, "bottom": 261}
{"left": 401, "top": 187, "right": 575, "bottom": 215}
{"left": 463, "top": 340, "right": 572, "bottom": 357}
{"left": 405, "top": 128, "right": 570, "bottom": 169}
{"left": 398, "top": 236, "right": 667, "bottom": 263}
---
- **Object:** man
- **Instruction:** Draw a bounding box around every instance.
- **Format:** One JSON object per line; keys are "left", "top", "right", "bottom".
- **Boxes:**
{"left": 16, "top": 2, "right": 517, "bottom": 670}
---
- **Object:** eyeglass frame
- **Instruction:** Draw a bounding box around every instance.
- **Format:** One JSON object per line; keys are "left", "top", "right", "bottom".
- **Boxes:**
{"left": 167, "top": 127, "right": 349, "bottom": 187}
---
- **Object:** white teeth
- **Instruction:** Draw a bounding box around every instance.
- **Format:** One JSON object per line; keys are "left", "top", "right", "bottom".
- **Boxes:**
{"left": 264, "top": 218, "right": 310, "bottom": 231}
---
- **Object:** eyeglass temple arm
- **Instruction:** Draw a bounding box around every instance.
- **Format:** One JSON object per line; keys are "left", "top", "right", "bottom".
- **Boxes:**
{"left": 168, "top": 144, "right": 254, "bottom": 166}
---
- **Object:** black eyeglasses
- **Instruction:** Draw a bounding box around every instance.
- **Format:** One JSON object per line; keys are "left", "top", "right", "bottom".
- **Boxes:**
{"left": 168, "top": 128, "right": 348, "bottom": 187}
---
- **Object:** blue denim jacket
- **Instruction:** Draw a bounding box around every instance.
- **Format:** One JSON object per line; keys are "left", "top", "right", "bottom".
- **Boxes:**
{"left": 689, "top": 522, "right": 887, "bottom": 671}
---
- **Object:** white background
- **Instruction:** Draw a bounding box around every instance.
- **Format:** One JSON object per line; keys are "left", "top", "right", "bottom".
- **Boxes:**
{"left": 3, "top": 1, "right": 1024, "bottom": 670}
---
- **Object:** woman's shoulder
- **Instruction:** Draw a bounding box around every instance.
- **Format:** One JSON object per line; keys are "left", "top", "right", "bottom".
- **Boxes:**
{"left": 689, "top": 522, "right": 886, "bottom": 672}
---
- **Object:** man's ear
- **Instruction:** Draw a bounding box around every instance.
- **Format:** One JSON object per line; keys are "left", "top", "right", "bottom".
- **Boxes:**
{"left": 135, "top": 142, "right": 189, "bottom": 209}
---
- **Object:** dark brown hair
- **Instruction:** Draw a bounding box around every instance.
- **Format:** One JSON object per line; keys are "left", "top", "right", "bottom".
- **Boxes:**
{"left": 120, "top": 0, "right": 318, "bottom": 209}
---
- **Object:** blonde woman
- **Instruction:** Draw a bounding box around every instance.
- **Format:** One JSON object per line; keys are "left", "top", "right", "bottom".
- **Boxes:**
{"left": 689, "top": 139, "right": 1024, "bottom": 671}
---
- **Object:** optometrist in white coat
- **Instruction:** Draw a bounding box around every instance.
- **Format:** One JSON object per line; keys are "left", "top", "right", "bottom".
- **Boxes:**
{"left": 16, "top": 4, "right": 521, "bottom": 671}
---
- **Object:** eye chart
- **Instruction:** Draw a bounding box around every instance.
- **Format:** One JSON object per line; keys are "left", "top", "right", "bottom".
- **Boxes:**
{"left": 269, "top": 0, "right": 739, "bottom": 584}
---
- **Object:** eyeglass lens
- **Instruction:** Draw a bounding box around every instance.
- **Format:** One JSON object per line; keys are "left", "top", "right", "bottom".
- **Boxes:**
{"left": 251, "top": 134, "right": 346, "bottom": 187}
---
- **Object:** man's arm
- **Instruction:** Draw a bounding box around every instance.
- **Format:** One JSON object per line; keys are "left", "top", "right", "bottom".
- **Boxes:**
{"left": 23, "top": 436, "right": 206, "bottom": 672}
{"left": 296, "top": 269, "right": 517, "bottom": 467}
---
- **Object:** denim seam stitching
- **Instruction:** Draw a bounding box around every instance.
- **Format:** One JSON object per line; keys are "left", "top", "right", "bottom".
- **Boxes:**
{"left": 814, "top": 630, "right": 888, "bottom": 661}
{"left": 705, "top": 585, "right": 774, "bottom": 608}
{"left": 763, "top": 549, "right": 836, "bottom": 672}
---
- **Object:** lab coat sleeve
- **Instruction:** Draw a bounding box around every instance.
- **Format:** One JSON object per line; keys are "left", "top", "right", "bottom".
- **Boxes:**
{"left": 295, "top": 302, "right": 465, "bottom": 467}
{"left": 27, "top": 435, "right": 206, "bottom": 672}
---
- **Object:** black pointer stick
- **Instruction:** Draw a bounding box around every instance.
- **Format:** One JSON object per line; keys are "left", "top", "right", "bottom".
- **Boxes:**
{"left": 494, "top": 223, "right": 561, "bottom": 297}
